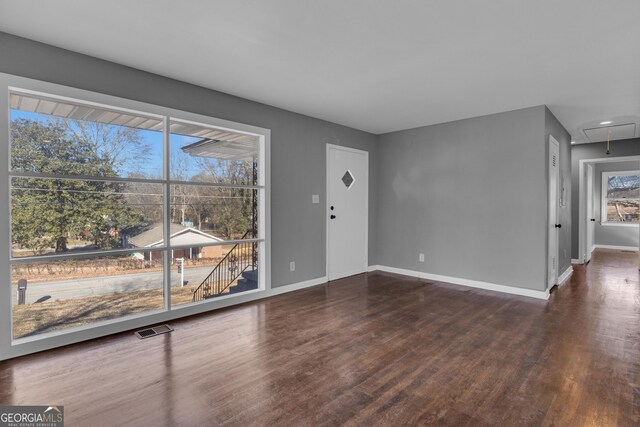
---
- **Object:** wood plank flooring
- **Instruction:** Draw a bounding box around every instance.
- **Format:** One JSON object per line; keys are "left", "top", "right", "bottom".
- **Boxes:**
{"left": 0, "top": 249, "right": 638, "bottom": 426}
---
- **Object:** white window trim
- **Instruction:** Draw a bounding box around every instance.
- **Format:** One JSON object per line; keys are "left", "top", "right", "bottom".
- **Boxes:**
{"left": 0, "top": 73, "right": 272, "bottom": 360}
{"left": 600, "top": 170, "right": 640, "bottom": 226}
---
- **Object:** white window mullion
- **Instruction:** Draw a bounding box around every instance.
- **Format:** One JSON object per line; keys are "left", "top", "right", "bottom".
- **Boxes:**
{"left": 0, "top": 72, "right": 270, "bottom": 360}
{"left": 163, "top": 116, "right": 172, "bottom": 311}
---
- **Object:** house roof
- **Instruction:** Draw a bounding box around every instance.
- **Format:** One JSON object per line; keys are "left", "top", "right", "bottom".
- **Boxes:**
{"left": 128, "top": 223, "right": 223, "bottom": 248}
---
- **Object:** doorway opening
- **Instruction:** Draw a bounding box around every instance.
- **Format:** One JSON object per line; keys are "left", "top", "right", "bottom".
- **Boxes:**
{"left": 578, "top": 156, "right": 640, "bottom": 266}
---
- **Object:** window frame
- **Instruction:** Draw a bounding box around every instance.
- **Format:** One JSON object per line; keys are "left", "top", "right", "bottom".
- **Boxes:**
{"left": 600, "top": 170, "right": 640, "bottom": 226}
{"left": 0, "top": 73, "right": 271, "bottom": 360}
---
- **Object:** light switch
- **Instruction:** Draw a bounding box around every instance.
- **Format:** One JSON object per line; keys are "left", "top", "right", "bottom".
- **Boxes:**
{"left": 312, "top": 194, "right": 320, "bottom": 204}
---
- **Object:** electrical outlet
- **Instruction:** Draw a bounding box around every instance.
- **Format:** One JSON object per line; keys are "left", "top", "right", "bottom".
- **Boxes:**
{"left": 419, "top": 253, "right": 425, "bottom": 262}
{"left": 290, "top": 261, "right": 295, "bottom": 272}
{"left": 312, "top": 194, "right": 320, "bottom": 204}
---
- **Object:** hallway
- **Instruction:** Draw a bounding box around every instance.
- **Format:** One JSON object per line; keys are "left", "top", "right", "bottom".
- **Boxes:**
{"left": 543, "top": 248, "right": 639, "bottom": 425}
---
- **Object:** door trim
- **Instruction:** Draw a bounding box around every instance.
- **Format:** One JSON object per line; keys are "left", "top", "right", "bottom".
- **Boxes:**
{"left": 585, "top": 163, "right": 594, "bottom": 263}
{"left": 326, "top": 144, "right": 369, "bottom": 281}
{"left": 577, "top": 155, "right": 640, "bottom": 264}
{"left": 548, "top": 136, "right": 560, "bottom": 290}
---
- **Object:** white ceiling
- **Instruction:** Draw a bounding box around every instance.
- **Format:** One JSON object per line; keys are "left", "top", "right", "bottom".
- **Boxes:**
{"left": 1, "top": 1, "right": 639, "bottom": 141}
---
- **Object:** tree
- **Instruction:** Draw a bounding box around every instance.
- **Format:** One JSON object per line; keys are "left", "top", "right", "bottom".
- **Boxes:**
{"left": 11, "top": 119, "right": 143, "bottom": 252}
{"left": 124, "top": 177, "right": 163, "bottom": 225}
{"left": 58, "top": 118, "right": 152, "bottom": 176}
{"left": 607, "top": 175, "right": 640, "bottom": 198}
{"left": 171, "top": 159, "right": 256, "bottom": 239}
{"left": 606, "top": 175, "right": 640, "bottom": 222}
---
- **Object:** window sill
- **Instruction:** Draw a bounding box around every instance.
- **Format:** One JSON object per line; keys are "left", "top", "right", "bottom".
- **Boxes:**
{"left": 600, "top": 222, "right": 640, "bottom": 227}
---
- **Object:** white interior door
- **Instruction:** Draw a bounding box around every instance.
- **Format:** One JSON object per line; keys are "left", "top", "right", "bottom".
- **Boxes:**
{"left": 586, "top": 163, "right": 595, "bottom": 263}
{"left": 548, "top": 137, "right": 560, "bottom": 289}
{"left": 327, "top": 144, "right": 368, "bottom": 281}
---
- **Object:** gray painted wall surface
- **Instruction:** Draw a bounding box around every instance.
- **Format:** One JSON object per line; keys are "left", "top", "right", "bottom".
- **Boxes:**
{"left": 594, "top": 161, "right": 640, "bottom": 248}
{"left": 570, "top": 138, "right": 640, "bottom": 258}
{"left": 0, "top": 32, "right": 574, "bottom": 295}
{"left": 0, "top": 32, "right": 378, "bottom": 288}
{"left": 376, "top": 106, "right": 549, "bottom": 291}
{"left": 545, "top": 107, "right": 572, "bottom": 276}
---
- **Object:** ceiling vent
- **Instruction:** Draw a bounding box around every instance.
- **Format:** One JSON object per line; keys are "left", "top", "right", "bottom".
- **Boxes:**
{"left": 583, "top": 123, "right": 636, "bottom": 143}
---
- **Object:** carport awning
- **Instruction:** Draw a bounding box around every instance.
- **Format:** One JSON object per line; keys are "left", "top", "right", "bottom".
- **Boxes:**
{"left": 179, "top": 137, "right": 257, "bottom": 161}
{"left": 10, "top": 91, "right": 259, "bottom": 161}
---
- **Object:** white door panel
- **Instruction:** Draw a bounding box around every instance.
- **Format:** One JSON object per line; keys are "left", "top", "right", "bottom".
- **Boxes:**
{"left": 327, "top": 145, "right": 368, "bottom": 281}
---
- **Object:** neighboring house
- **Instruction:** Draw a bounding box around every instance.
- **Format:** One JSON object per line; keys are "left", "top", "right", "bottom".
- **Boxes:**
{"left": 127, "top": 223, "right": 224, "bottom": 261}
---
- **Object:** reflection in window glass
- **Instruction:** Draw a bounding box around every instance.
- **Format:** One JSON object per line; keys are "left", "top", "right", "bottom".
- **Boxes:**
{"left": 10, "top": 93, "right": 163, "bottom": 179}
{"left": 11, "top": 252, "right": 164, "bottom": 339}
{"left": 170, "top": 120, "right": 259, "bottom": 185}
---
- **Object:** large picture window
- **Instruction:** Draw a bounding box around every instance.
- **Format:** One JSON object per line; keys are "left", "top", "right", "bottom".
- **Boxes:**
{"left": 601, "top": 171, "right": 640, "bottom": 224}
{"left": 6, "top": 86, "right": 268, "bottom": 342}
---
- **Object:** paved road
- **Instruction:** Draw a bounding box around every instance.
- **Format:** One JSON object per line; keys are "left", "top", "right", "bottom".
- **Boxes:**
{"left": 11, "top": 265, "right": 221, "bottom": 304}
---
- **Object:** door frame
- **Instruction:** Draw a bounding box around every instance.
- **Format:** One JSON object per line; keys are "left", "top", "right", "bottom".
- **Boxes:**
{"left": 548, "top": 136, "right": 560, "bottom": 290}
{"left": 585, "top": 163, "right": 594, "bottom": 263}
{"left": 326, "top": 144, "right": 369, "bottom": 281}
{"left": 577, "top": 155, "right": 640, "bottom": 264}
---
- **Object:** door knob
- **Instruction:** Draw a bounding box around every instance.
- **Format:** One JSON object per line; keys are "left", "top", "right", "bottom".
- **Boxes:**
{"left": 330, "top": 215, "right": 336, "bottom": 219}
{"left": 590, "top": 218, "right": 596, "bottom": 221}
{"left": 555, "top": 224, "right": 561, "bottom": 228}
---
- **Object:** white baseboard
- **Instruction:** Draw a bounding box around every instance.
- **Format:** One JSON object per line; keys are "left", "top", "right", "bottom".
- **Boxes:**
{"left": 570, "top": 245, "right": 598, "bottom": 265}
{"left": 269, "top": 276, "right": 328, "bottom": 296}
{"left": 593, "top": 244, "right": 638, "bottom": 251}
{"left": 558, "top": 266, "right": 573, "bottom": 286}
{"left": 368, "top": 265, "right": 549, "bottom": 300}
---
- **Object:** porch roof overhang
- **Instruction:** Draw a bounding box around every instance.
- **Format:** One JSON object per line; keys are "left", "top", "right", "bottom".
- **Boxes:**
{"left": 10, "top": 91, "right": 259, "bottom": 161}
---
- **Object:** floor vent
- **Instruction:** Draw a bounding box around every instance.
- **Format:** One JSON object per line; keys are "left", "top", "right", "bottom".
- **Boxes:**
{"left": 135, "top": 324, "right": 173, "bottom": 339}
{"left": 621, "top": 250, "right": 636, "bottom": 253}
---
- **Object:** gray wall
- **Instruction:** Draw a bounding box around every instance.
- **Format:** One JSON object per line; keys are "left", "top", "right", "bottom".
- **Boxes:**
{"left": 0, "top": 32, "right": 379, "bottom": 288}
{"left": 571, "top": 138, "right": 640, "bottom": 258}
{"left": 545, "top": 107, "right": 572, "bottom": 275}
{"left": 375, "top": 106, "right": 552, "bottom": 291}
{"left": 0, "top": 32, "right": 576, "bottom": 294}
{"left": 594, "top": 161, "right": 640, "bottom": 248}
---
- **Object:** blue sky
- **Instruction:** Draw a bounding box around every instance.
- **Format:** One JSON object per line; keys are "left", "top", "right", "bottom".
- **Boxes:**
{"left": 11, "top": 109, "right": 210, "bottom": 180}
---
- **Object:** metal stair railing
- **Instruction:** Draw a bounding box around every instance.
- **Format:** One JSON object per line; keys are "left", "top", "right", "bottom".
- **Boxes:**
{"left": 192, "top": 229, "right": 257, "bottom": 301}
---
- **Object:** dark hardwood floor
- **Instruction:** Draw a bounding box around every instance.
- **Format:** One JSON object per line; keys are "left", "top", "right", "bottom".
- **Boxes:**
{"left": 1, "top": 249, "right": 638, "bottom": 426}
